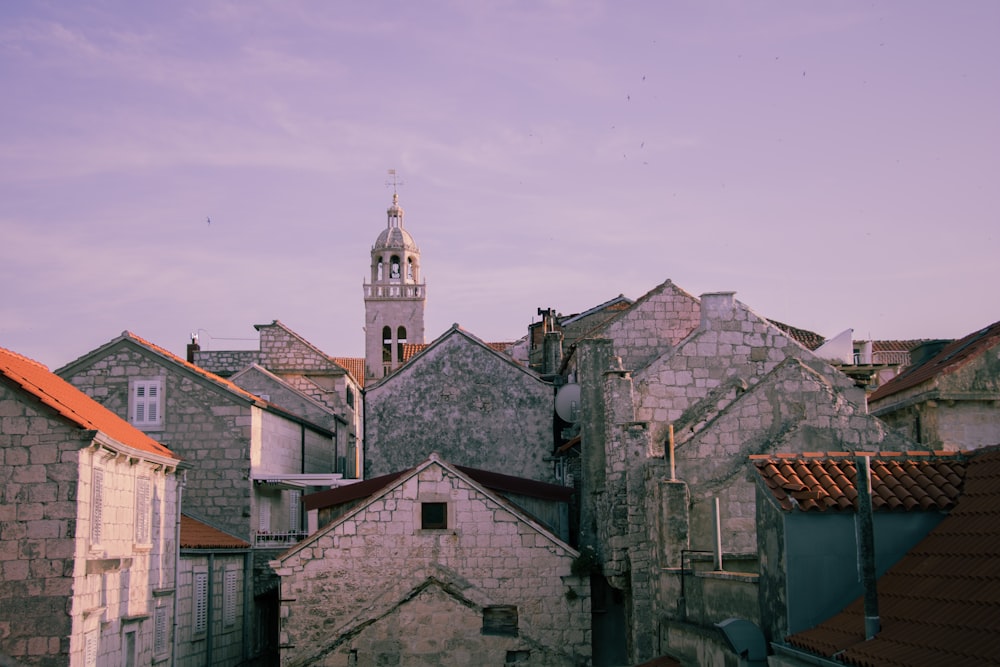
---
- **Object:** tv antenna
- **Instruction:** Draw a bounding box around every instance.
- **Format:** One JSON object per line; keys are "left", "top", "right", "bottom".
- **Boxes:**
{"left": 386, "top": 169, "right": 404, "bottom": 195}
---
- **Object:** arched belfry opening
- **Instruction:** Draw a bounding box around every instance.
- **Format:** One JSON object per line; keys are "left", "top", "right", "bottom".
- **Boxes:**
{"left": 363, "top": 172, "right": 426, "bottom": 380}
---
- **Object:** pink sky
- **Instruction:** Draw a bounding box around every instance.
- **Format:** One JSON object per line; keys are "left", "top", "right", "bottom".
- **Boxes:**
{"left": 2, "top": 1, "right": 998, "bottom": 368}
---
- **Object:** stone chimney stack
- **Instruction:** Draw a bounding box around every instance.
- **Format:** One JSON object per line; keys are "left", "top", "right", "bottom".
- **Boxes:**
{"left": 186, "top": 334, "right": 201, "bottom": 363}
{"left": 699, "top": 292, "right": 736, "bottom": 330}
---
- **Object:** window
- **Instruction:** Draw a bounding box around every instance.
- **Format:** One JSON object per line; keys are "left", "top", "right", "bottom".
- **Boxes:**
{"left": 382, "top": 326, "right": 392, "bottom": 363}
{"left": 390, "top": 256, "right": 400, "bottom": 279}
{"left": 193, "top": 572, "right": 208, "bottom": 635}
{"left": 288, "top": 489, "right": 301, "bottom": 532}
{"left": 258, "top": 497, "right": 271, "bottom": 534}
{"left": 123, "top": 628, "right": 137, "bottom": 667}
{"left": 482, "top": 606, "right": 519, "bottom": 636}
{"left": 130, "top": 379, "right": 163, "bottom": 429}
{"left": 85, "top": 631, "right": 98, "bottom": 667}
{"left": 91, "top": 468, "right": 104, "bottom": 545}
{"left": 153, "top": 604, "right": 170, "bottom": 658}
{"left": 135, "top": 477, "right": 151, "bottom": 544}
{"left": 223, "top": 569, "right": 239, "bottom": 627}
{"left": 346, "top": 386, "right": 354, "bottom": 408}
{"left": 421, "top": 502, "right": 447, "bottom": 530}
{"left": 397, "top": 326, "right": 407, "bottom": 364}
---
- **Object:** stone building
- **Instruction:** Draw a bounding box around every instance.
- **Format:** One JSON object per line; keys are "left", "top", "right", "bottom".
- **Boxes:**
{"left": 176, "top": 514, "right": 251, "bottom": 667}
{"left": 270, "top": 454, "right": 591, "bottom": 667}
{"left": 192, "top": 320, "right": 361, "bottom": 478}
{"left": 363, "top": 325, "right": 558, "bottom": 483}
{"left": 363, "top": 191, "right": 426, "bottom": 381}
{"left": 558, "top": 284, "right": 919, "bottom": 664}
{"left": 1, "top": 346, "right": 185, "bottom": 667}
{"left": 868, "top": 319, "right": 1000, "bottom": 450}
{"left": 56, "top": 331, "right": 348, "bottom": 664}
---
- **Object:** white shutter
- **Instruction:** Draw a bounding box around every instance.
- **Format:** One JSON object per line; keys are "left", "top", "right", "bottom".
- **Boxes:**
{"left": 135, "top": 477, "right": 151, "bottom": 544}
{"left": 154, "top": 605, "right": 169, "bottom": 656}
{"left": 223, "top": 569, "right": 238, "bottom": 627}
{"left": 258, "top": 498, "right": 271, "bottom": 533}
{"left": 85, "top": 632, "right": 98, "bottom": 667}
{"left": 91, "top": 469, "right": 104, "bottom": 545}
{"left": 288, "top": 490, "right": 301, "bottom": 532}
{"left": 193, "top": 572, "right": 208, "bottom": 634}
{"left": 132, "top": 380, "right": 162, "bottom": 427}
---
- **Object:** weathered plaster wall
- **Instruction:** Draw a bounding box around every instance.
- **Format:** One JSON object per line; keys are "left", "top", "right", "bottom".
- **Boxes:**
{"left": 272, "top": 463, "right": 590, "bottom": 667}
{"left": 365, "top": 331, "right": 556, "bottom": 482}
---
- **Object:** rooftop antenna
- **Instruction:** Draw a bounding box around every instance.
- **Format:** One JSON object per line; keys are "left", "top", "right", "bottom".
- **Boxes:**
{"left": 386, "top": 169, "right": 404, "bottom": 196}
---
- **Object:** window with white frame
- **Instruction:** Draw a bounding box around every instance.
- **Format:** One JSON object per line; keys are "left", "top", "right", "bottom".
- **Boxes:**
{"left": 193, "top": 572, "right": 208, "bottom": 635}
{"left": 135, "top": 477, "right": 151, "bottom": 544}
{"left": 130, "top": 379, "right": 163, "bottom": 429}
{"left": 90, "top": 468, "right": 104, "bottom": 546}
{"left": 223, "top": 568, "right": 239, "bottom": 628}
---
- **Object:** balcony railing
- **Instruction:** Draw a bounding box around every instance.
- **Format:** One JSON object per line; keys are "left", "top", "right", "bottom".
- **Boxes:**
{"left": 363, "top": 283, "right": 425, "bottom": 299}
{"left": 254, "top": 531, "right": 308, "bottom": 548}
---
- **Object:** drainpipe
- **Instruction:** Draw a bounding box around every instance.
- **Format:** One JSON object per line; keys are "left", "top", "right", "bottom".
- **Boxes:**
{"left": 855, "top": 455, "right": 880, "bottom": 639}
{"left": 171, "top": 470, "right": 186, "bottom": 667}
{"left": 205, "top": 553, "right": 215, "bottom": 667}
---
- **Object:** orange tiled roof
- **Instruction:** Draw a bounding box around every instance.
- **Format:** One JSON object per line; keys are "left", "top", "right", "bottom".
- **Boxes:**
{"left": 180, "top": 514, "right": 250, "bottom": 549}
{"left": 769, "top": 320, "right": 826, "bottom": 351}
{"left": 123, "top": 331, "right": 263, "bottom": 404}
{"left": 753, "top": 452, "right": 966, "bottom": 512}
{"left": 785, "top": 446, "right": 1000, "bottom": 665}
{"left": 869, "top": 320, "right": 1000, "bottom": 403}
{"left": 400, "top": 343, "right": 428, "bottom": 362}
{"left": 332, "top": 357, "right": 366, "bottom": 386}
{"left": 0, "top": 346, "right": 177, "bottom": 459}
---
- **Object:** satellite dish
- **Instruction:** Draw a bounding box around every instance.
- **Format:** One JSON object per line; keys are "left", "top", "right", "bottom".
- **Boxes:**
{"left": 555, "top": 383, "right": 581, "bottom": 422}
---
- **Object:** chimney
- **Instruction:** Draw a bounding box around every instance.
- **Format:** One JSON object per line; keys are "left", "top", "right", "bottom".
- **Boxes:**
{"left": 186, "top": 333, "right": 200, "bottom": 363}
{"left": 699, "top": 292, "right": 736, "bottom": 330}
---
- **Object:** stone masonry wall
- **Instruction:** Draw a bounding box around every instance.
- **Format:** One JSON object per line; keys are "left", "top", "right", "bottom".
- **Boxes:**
{"left": 61, "top": 345, "right": 254, "bottom": 540}
{"left": 0, "top": 384, "right": 78, "bottom": 666}
{"left": 601, "top": 280, "right": 702, "bottom": 373}
{"left": 273, "top": 462, "right": 590, "bottom": 666}
{"left": 365, "top": 331, "right": 555, "bottom": 482}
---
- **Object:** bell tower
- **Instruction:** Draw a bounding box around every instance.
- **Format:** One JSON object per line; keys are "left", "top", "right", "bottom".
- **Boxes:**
{"left": 363, "top": 180, "right": 426, "bottom": 380}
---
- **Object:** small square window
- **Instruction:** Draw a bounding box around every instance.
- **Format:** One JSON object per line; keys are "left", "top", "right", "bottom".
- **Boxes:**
{"left": 421, "top": 502, "right": 447, "bottom": 529}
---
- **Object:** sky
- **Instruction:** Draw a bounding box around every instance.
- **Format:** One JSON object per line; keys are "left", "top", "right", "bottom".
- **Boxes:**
{"left": 2, "top": 1, "right": 998, "bottom": 369}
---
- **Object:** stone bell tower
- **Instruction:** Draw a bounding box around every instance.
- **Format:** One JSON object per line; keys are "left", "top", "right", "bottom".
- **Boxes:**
{"left": 363, "top": 188, "right": 426, "bottom": 380}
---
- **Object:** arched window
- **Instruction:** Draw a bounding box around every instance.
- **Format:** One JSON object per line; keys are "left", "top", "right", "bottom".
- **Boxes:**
{"left": 390, "top": 256, "right": 401, "bottom": 280}
{"left": 406, "top": 257, "right": 414, "bottom": 280}
{"left": 377, "top": 260, "right": 384, "bottom": 281}
{"left": 382, "top": 326, "right": 392, "bottom": 362}
{"left": 397, "top": 326, "right": 407, "bottom": 364}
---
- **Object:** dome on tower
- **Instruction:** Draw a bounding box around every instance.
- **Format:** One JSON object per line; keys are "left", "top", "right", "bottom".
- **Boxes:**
{"left": 373, "top": 193, "right": 419, "bottom": 252}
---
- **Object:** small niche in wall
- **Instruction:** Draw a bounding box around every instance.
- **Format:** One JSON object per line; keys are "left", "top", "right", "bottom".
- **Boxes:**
{"left": 482, "top": 605, "right": 518, "bottom": 636}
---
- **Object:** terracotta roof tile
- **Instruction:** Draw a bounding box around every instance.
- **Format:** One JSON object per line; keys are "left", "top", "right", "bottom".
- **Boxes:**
{"left": 754, "top": 452, "right": 966, "bottom": 513}
{"left": 332, "top": 357, "right": 366, "bottom": 386}
{"left": 869, "top": 320, "right": 1000, "bottom": 403}
{"left": 768, "top": 320, "right": 826, "bottom": 351}
{"left": 123, "top": 331, "right": 263, "bottom": 404}
{"left": 1, "top": 346, "right": 177, "bottom": 460}
{"left": 180, "top": 514, "right": 250, "bottom": 549}
{"left": 785, "top": 446, "right": 1000, "bottom": 666}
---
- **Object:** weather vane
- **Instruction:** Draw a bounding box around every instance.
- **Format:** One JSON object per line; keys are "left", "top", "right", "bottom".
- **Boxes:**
{"left": 386, "top": 169, "right": 404, "bottom": 195}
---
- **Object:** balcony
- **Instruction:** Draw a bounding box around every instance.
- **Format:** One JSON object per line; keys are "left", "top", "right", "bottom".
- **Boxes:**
{"left": 253, "top": 530, "right": 308, "bottom": 548}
